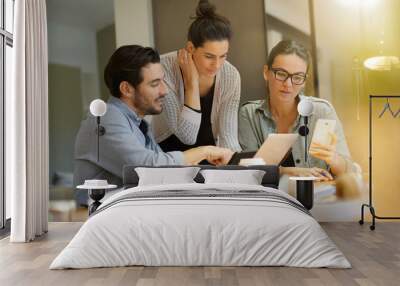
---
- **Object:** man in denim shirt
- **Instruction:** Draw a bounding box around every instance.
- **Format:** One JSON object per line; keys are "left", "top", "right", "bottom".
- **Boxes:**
{"left": 74, "top": 45, "right": 233, "bottom": 205}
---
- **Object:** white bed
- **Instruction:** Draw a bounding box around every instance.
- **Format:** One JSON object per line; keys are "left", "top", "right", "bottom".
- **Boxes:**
{"left": 50, "top": 183, "right": 350, "bottom": 269}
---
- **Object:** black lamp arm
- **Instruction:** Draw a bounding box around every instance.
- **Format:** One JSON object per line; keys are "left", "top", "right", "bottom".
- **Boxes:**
{"left": 298, "top": 116, "right": 310, "bottom": 164}
{"left": 96, "top": 117, "right": 106, "bottom": 136}
{"left": 95, "top": 116, "right": 106, "bottom": 162}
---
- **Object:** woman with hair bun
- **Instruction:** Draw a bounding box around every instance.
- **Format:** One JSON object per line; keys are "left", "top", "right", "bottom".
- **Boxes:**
{"left": 152, "top": 0, "right": 242, "bottom": 153}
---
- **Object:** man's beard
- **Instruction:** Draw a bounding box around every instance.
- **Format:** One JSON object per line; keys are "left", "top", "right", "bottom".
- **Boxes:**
{"left": 133, "top": 95, "right": 163, "bottom": 116}
{"left": 145, "top": 105, "right": 163, "bottom": 115}
{"left": 146, "top": 97, "right": 164, "bottom": 115}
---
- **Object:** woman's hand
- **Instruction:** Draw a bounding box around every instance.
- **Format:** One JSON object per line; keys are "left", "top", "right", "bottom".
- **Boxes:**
{"left": 280, "top": 166, "right": 333, "bottom": 181}
{"left": 178, "top": 48, "right": 199, "bottom": 89}
{"left": 204, "top": 146, "right": 234, "bottom": 166}
{"left": 309, "top": 132, "right": 339, "bottom": 166}
{"left": 183, "top": 146, "right": 233, "bottom": 166}
{"left": 178, "top": 49, "right": 200, "bottom": 110}
{"left": 309, "top": 132, "right": 348, "bottom": 176}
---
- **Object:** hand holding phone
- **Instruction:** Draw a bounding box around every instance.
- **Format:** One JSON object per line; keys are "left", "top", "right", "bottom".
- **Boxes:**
{"left": 309, "top": 119, "right": 338, "bottom": 165}
{"left": 310, "top": 119, "right": 336, "bottom": 146}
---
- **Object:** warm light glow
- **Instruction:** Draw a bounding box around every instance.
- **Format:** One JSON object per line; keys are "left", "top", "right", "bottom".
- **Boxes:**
{"left": 363, "top": 56, "right": 400, "bottom": 71}
{"left": 337, "top": 0, "right": 378, "bottom": 8}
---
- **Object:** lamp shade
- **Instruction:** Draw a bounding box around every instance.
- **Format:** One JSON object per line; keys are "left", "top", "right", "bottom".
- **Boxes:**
{"left": 89, "top": 99, "right": 107, "bottom": 117}
{"left": 297, "top": 99, "right": 314, "bottom": 117}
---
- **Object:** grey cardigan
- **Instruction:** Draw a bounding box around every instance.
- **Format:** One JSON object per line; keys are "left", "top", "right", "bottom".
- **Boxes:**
{"left": 151, "top": 51, "right": 242, "bottom": 151}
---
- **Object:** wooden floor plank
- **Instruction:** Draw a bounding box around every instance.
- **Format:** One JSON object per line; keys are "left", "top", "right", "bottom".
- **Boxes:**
{"left": 0, "top": 222, "right": 399, "bottom": 286}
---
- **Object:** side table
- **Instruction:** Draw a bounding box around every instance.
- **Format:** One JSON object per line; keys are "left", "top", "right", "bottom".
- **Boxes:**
{"left": 289, "top": 176, "right": 318, "bottom": 210}
{"left": 77, "top": 180, "right": 117, "bottom": 215}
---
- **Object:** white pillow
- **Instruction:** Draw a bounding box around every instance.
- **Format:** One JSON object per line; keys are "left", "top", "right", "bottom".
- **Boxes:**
{"left": 135, "top": 167, "right": 201, "bottom": 186}
{"left": 200, "top": 169, "right": 266, "bottom": 185}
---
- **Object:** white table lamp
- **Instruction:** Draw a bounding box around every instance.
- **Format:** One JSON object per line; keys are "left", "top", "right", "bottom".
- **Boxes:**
{"left": 89, "top": 99, "right": 107, "bottom": 162}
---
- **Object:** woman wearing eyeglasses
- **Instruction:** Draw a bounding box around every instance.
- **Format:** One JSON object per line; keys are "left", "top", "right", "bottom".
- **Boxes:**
{"left": 239, "top": 40, "right": 354, "bottom": 179}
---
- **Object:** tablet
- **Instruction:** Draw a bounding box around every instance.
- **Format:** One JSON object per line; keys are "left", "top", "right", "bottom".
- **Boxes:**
{"left": 228, "top": 151, "right": 256, "bottom": 165}
{"left": 255, "top": 133, "right": 299, "bottom": 165}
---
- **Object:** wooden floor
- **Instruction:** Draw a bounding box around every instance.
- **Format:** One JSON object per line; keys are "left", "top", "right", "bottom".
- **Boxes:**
{"left": 0, "top": 222, "right": 399, "bottom": 286}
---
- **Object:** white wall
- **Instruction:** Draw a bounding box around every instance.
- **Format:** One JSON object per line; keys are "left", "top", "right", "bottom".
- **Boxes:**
{"left": 114, "top": 0, "right": 154, "bottom": 47}
{"left": 47, "top": 0, "right": 114, "bottom": 32}
{"left": 266, "top": 29, "right": 283, "bottom": 55}
{"left": 265, "top": 0, "right": 310, "bottom": 35}
{"left": 48, "top": 22, "right": 99, "bottom": 74}
{"left": 48, "top": 21, "right": 100, "bottom": 111}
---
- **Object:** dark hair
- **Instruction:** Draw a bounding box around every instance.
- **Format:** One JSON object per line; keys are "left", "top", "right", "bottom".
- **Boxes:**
{"left": 187, "top": 0, "right": 232, "bottom": 47}
{"left": 267, "top": 40, "right": 310, "bottom": 70}
{"left": 104, "top": 45, "right": 160, "bottom": 98}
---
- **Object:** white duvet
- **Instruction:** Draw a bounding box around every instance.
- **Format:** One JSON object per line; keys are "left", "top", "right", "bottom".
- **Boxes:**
{"left": 50, "top": 183, "right": 350, "bottom": 269}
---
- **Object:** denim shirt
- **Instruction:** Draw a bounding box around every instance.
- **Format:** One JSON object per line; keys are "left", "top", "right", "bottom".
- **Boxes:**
{"left": 73, "top": 96, "right": 184, "bottom": 205}
{"left": 238, "top": 95, "right": 353, "bottom": 171}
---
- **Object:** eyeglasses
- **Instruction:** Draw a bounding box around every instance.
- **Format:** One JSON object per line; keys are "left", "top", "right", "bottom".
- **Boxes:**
{"left": 270, "top": 67, "right": 307, "bottom": 85}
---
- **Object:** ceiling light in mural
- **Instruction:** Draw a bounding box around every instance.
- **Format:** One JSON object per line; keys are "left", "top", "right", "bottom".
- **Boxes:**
{"left": 363, "top": 56, "right": 400, "bottom": 71}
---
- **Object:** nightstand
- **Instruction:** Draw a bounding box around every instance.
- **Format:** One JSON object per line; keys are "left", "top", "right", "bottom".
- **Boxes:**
{"left": 77, "top": 180, "right": 117, "bottom": 215}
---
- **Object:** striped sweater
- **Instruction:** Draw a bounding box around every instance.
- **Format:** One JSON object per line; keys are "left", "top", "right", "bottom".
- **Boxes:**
{"left": 151, "top": 51, "right": 242, "bottom": 152}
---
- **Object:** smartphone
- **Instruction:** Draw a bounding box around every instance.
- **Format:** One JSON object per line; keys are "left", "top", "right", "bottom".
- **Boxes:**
{"left": 310, "top": 119, "right": 336, "bottom": 146}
